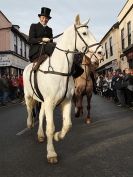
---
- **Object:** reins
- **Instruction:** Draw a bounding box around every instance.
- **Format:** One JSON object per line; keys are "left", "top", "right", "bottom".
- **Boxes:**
{"left": 50, "top": 33, "right": 63, "bottom": 40}
{"left": 50, "top": 25, "right": 100, "bottom": 55}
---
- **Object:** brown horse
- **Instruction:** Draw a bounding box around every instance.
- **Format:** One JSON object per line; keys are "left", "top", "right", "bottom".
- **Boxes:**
{"left": 73, "top": 50, "right": 101, "bottom": 124}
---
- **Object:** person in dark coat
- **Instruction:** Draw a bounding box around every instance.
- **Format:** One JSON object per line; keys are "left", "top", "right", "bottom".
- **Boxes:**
{"left": 115, "top": 69, "right": 126, "bottom": 107}
{"left": 29, "top": 7, "right": 56, "bottom": 116}
{"left": 29, "top": 7, "right": 56, "bottom": 70}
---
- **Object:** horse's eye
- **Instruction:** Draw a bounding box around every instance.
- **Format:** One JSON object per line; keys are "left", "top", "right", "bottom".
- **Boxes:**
{"left": 83, "top": 32, "right": 87, "bottom": 35}
{"left": 97, "top": 51, "right": 102, "bottom": 55}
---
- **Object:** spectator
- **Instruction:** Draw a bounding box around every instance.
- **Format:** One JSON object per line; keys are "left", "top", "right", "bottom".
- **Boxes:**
{"left": 18, "top": 74, "right": 24, "bottom": 100}
{"left": 125, "top": 68, "right": 133, "bottom": 107}
{"left": 11, "top": 75, "right": 19, "bottom": 100}
{"left": 0, "top": 76, "right": 5, "bottom": 106}
{"left": 111, "top": 71, "right": 119, "bottom": 103}
{"left": 0, "top": 74, "right": 10, "bottom": 105}
{"left": 115, "top": 69, "right": 126, "bottom": 107}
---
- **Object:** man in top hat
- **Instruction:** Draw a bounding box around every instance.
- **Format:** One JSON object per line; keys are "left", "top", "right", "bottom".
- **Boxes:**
{"left": 29, "top": 7, "right": 56, "bottom": 70}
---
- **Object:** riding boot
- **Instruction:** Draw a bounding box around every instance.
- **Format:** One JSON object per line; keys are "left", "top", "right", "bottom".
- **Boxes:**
{"left": 32, "top": 54, "right": 48, "bottom": 72}
{"left": 72, "top": 64, "right": 84, "bottom": 78}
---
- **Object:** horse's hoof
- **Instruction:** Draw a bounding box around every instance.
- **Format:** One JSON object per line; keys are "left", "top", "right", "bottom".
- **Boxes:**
{"left": 47, "top": 156, "right": 58, "bottom": 164}
{"left": 38, "top": 136, "right": 45, "bottom": 143}
{"left": 85, "top": 118, "right": 91, "bottom": 125}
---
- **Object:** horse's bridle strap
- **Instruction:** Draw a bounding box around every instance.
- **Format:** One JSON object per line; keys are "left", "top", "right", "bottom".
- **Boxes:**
{"left": 74, "top": 24, "right": 89, "bottom": 53}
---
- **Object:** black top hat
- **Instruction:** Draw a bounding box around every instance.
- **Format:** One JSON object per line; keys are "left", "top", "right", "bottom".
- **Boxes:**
{"left": 38, "top": 7, "right": 52, "bottom": 19}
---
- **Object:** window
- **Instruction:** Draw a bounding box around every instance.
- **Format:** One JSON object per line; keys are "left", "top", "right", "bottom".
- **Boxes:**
{"left": 14, "top": 34, "right": 18, "bottom": 53}
{"left": 24, "top": 43, "right": 27, "bottom": 58}
{"left": 105, "top": 42, "right": 108, "bottom": 59}
{"left": 127, "top": 21, "right": 131, "bottom": 46}
{"left": 20, "top": 39, "right": 23, "bottom": 56}
{"left": 109, "top": 37, "right": 113, "bottom": 56}
{"left": 121, "top": 28, "right": 125, "bottom": 50}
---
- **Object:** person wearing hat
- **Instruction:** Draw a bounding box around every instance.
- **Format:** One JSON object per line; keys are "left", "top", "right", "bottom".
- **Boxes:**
{"left": 29, "top": 7, "right": 56, "bottom": 70}
{"left": 28, "top": 7, "right": 56, "bottom": 116}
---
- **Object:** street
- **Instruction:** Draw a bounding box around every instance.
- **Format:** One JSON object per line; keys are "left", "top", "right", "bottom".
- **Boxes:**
{"left": 0, "top": 95, "right": 133, "bottom": 177}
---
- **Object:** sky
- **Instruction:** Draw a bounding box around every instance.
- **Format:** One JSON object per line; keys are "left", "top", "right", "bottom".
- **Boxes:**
{"left": 1, "top": 0, "right": 126, "bottom": 41}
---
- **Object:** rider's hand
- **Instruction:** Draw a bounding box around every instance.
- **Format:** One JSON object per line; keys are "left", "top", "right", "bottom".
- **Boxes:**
{"left": 42, "top": 37, "right": 50, "bottom": 42}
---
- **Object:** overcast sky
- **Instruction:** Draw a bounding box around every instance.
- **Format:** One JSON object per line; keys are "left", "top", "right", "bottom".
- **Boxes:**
{"left": 1, "top": 0, "right": 126, "bottom": 41}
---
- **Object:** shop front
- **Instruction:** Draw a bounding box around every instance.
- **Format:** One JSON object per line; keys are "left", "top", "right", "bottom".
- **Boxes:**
{"left": 96, "top": 59, "right": 119, "bottom": 74}
{"left": 0, "top": 53, "right": 29, "bottom": 76}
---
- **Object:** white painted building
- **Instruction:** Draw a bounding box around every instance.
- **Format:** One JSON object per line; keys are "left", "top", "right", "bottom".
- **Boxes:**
{"left": 0, "top": 11, "right": 30, "bottom": 76}
{"left": 97, "top": 0, "right": 133, "bottom": 73}
{"left": 118, "top": 0, "right": 133, "bottom": 70}
{"left": 98, "top": 22, "right": 120, "bottom": 73}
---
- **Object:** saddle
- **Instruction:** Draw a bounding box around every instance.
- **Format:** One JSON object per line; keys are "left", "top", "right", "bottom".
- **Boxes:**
{"left": 32, "top": 54, "right": 48, "bottom": 72}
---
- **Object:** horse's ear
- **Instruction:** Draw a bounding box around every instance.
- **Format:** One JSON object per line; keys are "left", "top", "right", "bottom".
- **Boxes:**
{"left": 75, "top": 14, "right": 81, "bottom": 25}
{"left": 83, "top": 18, "right": 90, "bottom": 26}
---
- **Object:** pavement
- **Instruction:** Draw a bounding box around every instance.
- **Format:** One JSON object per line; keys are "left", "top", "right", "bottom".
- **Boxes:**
{"left": 0, "top": 99, "right": 23, "bottom": 108}
{"left": 0, "top": 95, "right": 133, "bottom": 177}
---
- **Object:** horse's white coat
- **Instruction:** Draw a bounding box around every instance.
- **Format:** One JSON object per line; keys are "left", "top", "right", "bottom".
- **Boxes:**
{"left": 23, "top": 15, "right": 98, "bottom": 163}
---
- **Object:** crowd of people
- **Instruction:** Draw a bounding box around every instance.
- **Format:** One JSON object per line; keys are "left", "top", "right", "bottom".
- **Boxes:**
{"left": 1, "top": 67, "right": 133, "bottom": 109}
{"left": 96, "top": 68, "right": 133, "bottom": 108}
{"left": 0, "top": 74, "right": 24, "bottom": 106}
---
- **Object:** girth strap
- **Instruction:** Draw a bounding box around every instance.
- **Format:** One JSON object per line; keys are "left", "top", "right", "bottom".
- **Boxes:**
{"left": 30, "top": 70, "right": 44, "bottom": 102}
{"left": 34, "top": 71, "right": 44, "bottom": 101}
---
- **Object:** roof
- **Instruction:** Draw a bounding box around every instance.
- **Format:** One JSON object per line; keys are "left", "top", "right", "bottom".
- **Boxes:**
{"left": 100, "top": 22, "right": 119, "bottom": 43}
{"left": 21, "top": 33, "right": 29, "bottom": 41}
{"left": 117, "top": 0, "right": 129, "bottom": 17}
{"left": 11, "top": 26, "right": 29, "bottom": 43}
{"left": 0, "top": 11, "right": 11, "bottom": 24}
{"left": 0, "top": 11, "right": 29, "bottom": 43}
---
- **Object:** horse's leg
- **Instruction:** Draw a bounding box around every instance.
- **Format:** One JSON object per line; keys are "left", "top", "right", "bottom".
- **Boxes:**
{"left": 25, "top": 94, "right": 36, "bottom": 128}
{"left": 85, "top": 93, "right": 92, "bottom": 124}
{"left": 44, "top": 99, "right": 57, "bottom": 164}
{"left": 54, "top": 99, "right": 72, "bottom": 141}
{"left": 75, "top": 95, "right": 83, "bottom": 118}
{"left": 37, "top": 103, "right": 45, "bottom": 143}
{"left": 73, "top": 94, "right": 79, "bottom": 117}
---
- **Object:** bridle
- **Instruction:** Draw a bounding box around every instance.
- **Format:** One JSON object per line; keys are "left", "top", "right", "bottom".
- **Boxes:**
{"left": 75, "top": 43, "right": 101, "bottom": 92}
{"left": 39, "top": 24, "right": 95, "bottom": 76}
{"left": 50, "top": 24, "right": 100, "bottom": 55}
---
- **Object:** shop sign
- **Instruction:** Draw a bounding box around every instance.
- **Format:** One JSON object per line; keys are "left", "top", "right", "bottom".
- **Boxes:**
{"left": 10, "top": 56, "right": 29, "bottom": 69}
{"left": 0, "top": 55, "right": 11, "bottom": 66}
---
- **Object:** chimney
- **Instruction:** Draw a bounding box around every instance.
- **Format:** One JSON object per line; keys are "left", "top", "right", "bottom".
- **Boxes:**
{"left": 13, "top": 25, "right": 20, "bottom": 30}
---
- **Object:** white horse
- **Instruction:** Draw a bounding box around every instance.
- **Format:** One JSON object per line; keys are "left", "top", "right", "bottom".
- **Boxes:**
{"left": 23, "top": 15, "right": 93, "bottom": 164}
